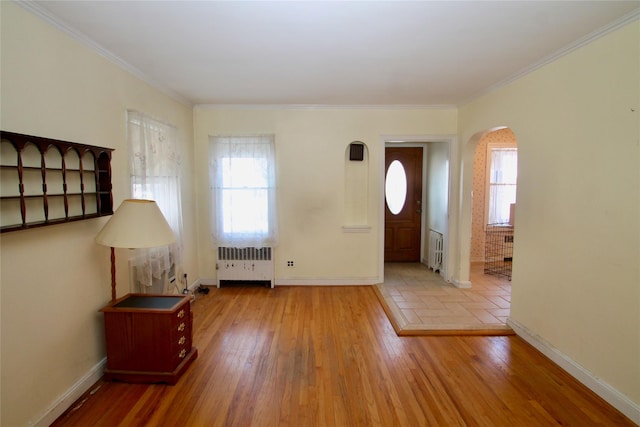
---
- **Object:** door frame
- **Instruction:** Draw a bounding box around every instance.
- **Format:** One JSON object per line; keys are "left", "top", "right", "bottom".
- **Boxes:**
{"left": 379, "top": 135, "right": 457, "bottom": 283}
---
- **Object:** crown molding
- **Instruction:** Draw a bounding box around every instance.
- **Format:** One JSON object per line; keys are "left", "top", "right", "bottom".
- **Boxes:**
{"left": 14, "top": 0, "right": 193, "bottom": 107}
{"left": 459, "top": 7, "right": 640, "bottom": 107}
{"left": 194, "top": 103, "right": 457, "bottom": 111}
{"left": 15, "top": 0, "right": 638, "bottom": 110}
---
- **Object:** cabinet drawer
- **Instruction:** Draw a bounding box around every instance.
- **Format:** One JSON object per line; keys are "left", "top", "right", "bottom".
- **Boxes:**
{"left": 102, "top": 295, "right": 194, "bottom": 373}
{"left": 169, "top": 311, "right": 192, "bottom": 366}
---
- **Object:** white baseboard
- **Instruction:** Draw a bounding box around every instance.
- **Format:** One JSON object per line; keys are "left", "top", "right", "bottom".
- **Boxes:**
{"left": 202, "top": 277, "right": 381, "bottom": 286}
{"left": 453, "top": 279, "right": 472, "bottom": 288}
{"left": 33, "top": 358, "right": 106, "bottom": 427}
{"left": 199, "top": 277, "right": 216, "bottom": 286}
{"left": 189, "top": 279, "right": 201, "bottom": 292}
{"left": 276, "top": 277, "right": 380, "bottom": 286}
{"left": 507, "top": 318, "right": 640, "bottom": 424}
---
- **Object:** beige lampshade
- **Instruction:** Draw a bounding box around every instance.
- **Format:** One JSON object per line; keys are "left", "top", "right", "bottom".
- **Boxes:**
{"left": 95, "top": 199, "right": 175, "bottom": 248}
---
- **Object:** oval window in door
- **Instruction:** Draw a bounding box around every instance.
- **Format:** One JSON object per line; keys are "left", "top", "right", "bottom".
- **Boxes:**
{"left": 385, "top": 160, "right": 407, "bottom": 215}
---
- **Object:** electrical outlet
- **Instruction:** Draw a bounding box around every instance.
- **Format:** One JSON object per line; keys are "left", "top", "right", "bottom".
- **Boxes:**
{"left": 287, "top": 260, "right": 295, "bottom": 268}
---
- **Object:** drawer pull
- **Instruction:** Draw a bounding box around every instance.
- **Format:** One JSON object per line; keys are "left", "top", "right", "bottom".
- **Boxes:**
{"left": 179, "top": 349, "right": 187, "bottom": 359}
{"left": 177, "top": 309, "right": 185, "bottom": 319}
{"left": 177, "top": 322, "right": 185, "bottom": 332}
{"left": 178, "top": 336, "right": 186, "bottom": 345}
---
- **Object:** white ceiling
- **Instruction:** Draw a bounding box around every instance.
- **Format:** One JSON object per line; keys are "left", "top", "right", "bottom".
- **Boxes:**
{"left": 21, "top": 1, "right": 640, "bottom": 106}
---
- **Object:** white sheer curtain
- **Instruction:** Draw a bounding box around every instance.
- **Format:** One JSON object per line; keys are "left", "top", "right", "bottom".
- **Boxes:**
{"left": 488, "top": 147, "right": 518, "bottom": 225}
{"left": 209, "top": 135, "right": 277, "bottom": 247}
{"left": 127, "top": 110, "right": 184, "bottom": 292}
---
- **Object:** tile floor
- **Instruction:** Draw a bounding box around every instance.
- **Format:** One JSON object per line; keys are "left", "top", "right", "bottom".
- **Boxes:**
{"left": 375, "top": 262, "right": 514, "bottom": 335}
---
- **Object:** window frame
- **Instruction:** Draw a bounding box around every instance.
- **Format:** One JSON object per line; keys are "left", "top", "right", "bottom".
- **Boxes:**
{"left": 209, "top": 135, "right": 278, "bottom": 247}
{"left": 127, "top": 110, "right": 184, "bottom": 292}
{"left": 484, "top": 142, "right": 517, "bottom": 227}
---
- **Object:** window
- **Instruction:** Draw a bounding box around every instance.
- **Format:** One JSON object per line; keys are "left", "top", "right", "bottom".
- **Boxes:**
{"left": 487, "top": 146, "right": 517, "bottom": 225}
{"left": 127, "top": 110, "right": 184, "bottom": 290}
{"left": 209, "top": 135, "right": 277, "bottom": 247}
{"left": 385, "top": 160, "right": 407, "bottom": 215}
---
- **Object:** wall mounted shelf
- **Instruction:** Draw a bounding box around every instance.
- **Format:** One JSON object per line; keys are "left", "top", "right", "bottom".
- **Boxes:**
{"left": 0, "top": 131, "right": 114, "bottom": 233}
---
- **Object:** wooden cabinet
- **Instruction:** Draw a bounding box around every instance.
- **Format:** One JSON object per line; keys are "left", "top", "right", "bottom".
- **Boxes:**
{"left": 100, "top": 294, "right": 198, "bottom": 384}
{"left": 0, "top": 131, "right": 114, "bottom": 232}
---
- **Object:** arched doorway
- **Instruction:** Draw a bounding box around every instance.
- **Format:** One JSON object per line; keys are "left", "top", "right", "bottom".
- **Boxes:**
{"left": 460, "top": 127, "right": 518, "bottom": 286}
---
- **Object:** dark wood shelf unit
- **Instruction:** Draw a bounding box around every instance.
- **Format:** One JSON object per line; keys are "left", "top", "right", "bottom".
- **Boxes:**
{"left": 0, "top": 130, "right": 114, "bottom": 233}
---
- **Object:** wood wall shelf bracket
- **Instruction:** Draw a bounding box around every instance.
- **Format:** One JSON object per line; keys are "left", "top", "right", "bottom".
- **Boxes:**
{"left": 0, "top": 130, "right": 114, "bottom": 233}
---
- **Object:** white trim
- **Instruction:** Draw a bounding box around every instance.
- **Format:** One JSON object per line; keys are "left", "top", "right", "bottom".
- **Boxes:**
{"left": 29, "top": 279, "right": 201, "bottom": 426}
{"left": 181, "top": 279, "right": 202, "bottom": 295}
{"left": 32, "top": 358, "right": 106, "bottom": 427}
{"left": 199, "top": 278, "right": 217, "bottom": 287}
{"left": 276, "top": 277, "right": 379, "bottom": 286}
{"left": 194, "top": 104, "right": 457, "bottom": 111}
{"left": 461, "top": 8, "right": 640, "bottom": 107}
{"left": 201, "top": 277, "right": 380, "bottom": 286}
{"left": 13, "top": 0, "right": 192, "bottom": 107}
{"left": 453, "top": 279, "right": 472, "bottom": 289}
{"left": 15, "top": 0, "right": 638, "bottom": 110}
{"left": 508, "top": 318, "right": 640, "bottom": 425}
{"left": 190, "top": 279, "right": 202, "bottom": 291}
{"left": 380, "top": 135, "right": 457, "bottom": 283}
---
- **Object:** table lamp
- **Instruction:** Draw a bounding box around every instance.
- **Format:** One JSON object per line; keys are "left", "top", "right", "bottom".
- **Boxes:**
{"left": 95, "top": 199, "right": 176, "bottom": 302}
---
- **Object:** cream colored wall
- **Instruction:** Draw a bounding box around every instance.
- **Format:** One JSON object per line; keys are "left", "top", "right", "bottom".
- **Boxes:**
{"left": 459, "top": 20, "right": 639, "bottom": 407}
{"left": 193, "top": 107, "right": 457, "bottom": 284}
{"left": 4, "top": 0, "right": 635, "bottom": 424}
{"left": 424, "top": 142, "right": 449, "bottom": 266}
{"left": 426, "top": 142, "right": 449, "bottom": 235}
{"left": 0, "top": 3, "right": 196, "bottom": 426}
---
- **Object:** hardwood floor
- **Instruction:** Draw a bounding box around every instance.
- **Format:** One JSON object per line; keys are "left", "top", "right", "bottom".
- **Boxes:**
{"left": 53, "top": 286, "right": 634, "bottom": 426}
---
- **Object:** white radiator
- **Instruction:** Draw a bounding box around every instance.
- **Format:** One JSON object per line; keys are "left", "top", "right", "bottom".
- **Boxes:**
{"left": 428, "top": 230, "right": 444, "bottom": 273}
{"left": 216, "top": 247, "right": 274, "bottom": 288}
